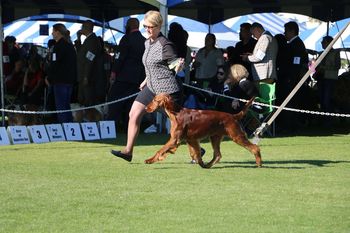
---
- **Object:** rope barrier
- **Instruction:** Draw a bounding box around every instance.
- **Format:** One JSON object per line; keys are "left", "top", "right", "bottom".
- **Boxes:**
{"left": 0, "top": 92, "right": 139, "bottom": 115}
{"left": 183, "top": 83, "right": 350, "bottom": 118}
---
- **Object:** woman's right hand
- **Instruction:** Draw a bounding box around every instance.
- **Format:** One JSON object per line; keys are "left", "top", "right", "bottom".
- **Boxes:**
{"left": 139, "top": 78, "right": 147, "bottom": 90}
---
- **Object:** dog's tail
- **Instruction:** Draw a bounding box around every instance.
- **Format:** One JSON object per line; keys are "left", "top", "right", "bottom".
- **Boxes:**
{"left": 234, "top": 97, "right": 254, "bottom": 120}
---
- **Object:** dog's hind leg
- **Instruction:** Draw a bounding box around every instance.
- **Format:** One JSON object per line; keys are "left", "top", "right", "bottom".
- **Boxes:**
{"left": 187, "top": 140, "right": 207, "bottom": 168}
{"left": 227, "top": 130, "right": 262, "bottom": 167}
{"left": 204, "top": 135, "right": 223, "bottom": 168}
{"left": 187, "top": 142, "right": 197, "bottom": 161}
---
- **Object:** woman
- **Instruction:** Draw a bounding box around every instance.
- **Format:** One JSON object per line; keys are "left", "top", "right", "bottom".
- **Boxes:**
{"left": 207, "top": 65, "right": 228, "bottom": 109}
{"left": 47, "top": 23, "right": 77, "bottom": 123}
{"left": 111, "top": 10, "right": 184, "bottom": 162}
{"left": 21, "top": 59, "right": 44, "bottom": 105}
{"left": 223, "top": 64, "right": 258, "bottom": 114}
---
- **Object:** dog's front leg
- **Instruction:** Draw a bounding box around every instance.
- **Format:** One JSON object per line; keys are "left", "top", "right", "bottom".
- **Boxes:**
{"left": 145, "top": 138, "right": 179, "bottom": 164}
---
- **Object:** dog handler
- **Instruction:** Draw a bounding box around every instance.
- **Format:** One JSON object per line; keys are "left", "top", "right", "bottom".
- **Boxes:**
{"left": 110, "top": 10, "right": 184, "bottom": 162}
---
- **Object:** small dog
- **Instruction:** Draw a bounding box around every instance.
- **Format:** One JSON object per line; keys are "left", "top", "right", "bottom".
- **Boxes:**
{"left": 7, "top": 104, "right": 43, "bottom": 126}
{"left": 144, "top": 93, "right": 262, "bottom": 168}
{"left": 70, "top": 103, "right": 104, "bottom": 122}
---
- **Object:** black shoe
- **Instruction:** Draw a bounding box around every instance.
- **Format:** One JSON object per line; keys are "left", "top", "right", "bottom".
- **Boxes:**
{"left": 200, "top": 147, "right": 206, "bottom": 157}
{"left": 111, "top": 150, "right": 132, "bottom": 162}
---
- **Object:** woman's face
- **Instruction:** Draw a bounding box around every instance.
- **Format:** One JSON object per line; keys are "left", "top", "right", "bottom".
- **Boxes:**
{"left": 217, "top": 68, "right": 225, "bottom": 82}
{"left": 51, "top": 29, "right": 61, "bottom": 42}
{"left": 144, "top": 19, "right": 160, "bottom": 41}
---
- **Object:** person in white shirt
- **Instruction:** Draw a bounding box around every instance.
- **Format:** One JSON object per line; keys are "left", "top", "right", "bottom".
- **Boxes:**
{"left": 193, "top": 33, "right": 224, "bottom": 88}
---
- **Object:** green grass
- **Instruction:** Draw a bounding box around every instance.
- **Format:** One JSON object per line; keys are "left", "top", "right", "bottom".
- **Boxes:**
{"left": 0, "top": 134, "right": 349, "bottom": 233}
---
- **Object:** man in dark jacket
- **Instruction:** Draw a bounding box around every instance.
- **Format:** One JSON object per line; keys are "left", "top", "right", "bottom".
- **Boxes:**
{"left": 106, "top": 18, "right": 146, "bottom": 130}
{"left": 75, "top": 20, "right": 105, "bottom": 107}
{"left": 234, "top": 23, "right": 257, "bottom": 80}
{"left": 279, "top": 21, "right": 309, "bottom": 133}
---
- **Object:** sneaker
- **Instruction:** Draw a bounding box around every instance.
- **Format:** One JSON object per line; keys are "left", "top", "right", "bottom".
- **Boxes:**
{"left": 200, "top": 147, "right": 206, "bottom": 157}
{"left": 144, "top": 124, "right": 157, "bottom": 133}
{"left": 190, "top": 147, "right": 206, "bottom": 164}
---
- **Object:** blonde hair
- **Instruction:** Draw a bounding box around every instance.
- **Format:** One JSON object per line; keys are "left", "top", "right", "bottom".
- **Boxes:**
{"left": 225, "top": 64, "right": 249, "bottom": 86}
{"left": 144, "top": 10, "right": 163, "bottom": 27}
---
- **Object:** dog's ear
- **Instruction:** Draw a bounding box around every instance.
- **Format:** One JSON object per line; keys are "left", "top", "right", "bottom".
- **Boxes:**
{"left": 163, "top": 94, "right": 181, "bottom": 113}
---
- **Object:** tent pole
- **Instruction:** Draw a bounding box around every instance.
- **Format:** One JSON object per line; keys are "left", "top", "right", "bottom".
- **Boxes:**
{"left": 102, "top": 18, "right": 105, "bottom": 41}
{"left": 159, "top": 3, "right": 167, "bottom": 35}
{"left": 327, "top": 21, "right": 329, "bottom": 36}
{"left": 0, "top": 2, "right": 5, "bottom": 126}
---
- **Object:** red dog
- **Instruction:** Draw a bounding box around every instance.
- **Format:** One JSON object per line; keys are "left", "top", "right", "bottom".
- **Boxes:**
{"left": 144, "top": 93, "right": 262, "bottom": 168}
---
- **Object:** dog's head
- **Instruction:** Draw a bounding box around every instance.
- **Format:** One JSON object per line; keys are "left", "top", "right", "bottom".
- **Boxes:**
{"left": 146, "top": 93, "right": 183, "bottom": 114}
{"left": 146, "top": 93, "right": 172, "bottom": 113}
{"left": 6, "top": 104, "right": 42, "bottom": 126}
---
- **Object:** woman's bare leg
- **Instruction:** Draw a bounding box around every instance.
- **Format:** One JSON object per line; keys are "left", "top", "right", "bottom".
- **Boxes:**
{"left": 121, "top": 101, "right": 146, "bottom": 155}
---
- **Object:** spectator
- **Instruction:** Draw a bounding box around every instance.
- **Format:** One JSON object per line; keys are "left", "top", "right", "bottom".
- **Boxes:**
{"left": 5, "top": 59, "right": 25, "bottom": 97}
{"left": 168, "top": 22, "right": 192, "bottom": 84}
{"left": 193, "top": 33, "right": 224, "bottom": 88}
{"left": 43, "top": 39, "right": 56, "bottom": 75}
{"left": 26, "top": 45, "right": 43, "bottom": 67}
{"left": 75, "top": 20, "right": 105, "bottom": 108}
{"left": 21, "top": 59, "right": 45, "bottom": 106}
{"left": 207, "top": 65, "right": 227, "bottom": 110}
{"left": 224, "top": 46, "right": 237, "bottom": 69}
{"left": 2, "top": 36, "right": 20, "bottom": 110}
{"left": 274, "top": 33, "right": 288, "bottom": 106}
{"left": 234, "top": 23, "right": 257, "bottom": 80}
{"left": 47, "top": 23, "right": 77, "bottom": 123}
{"left": 222, "top": 64, "right": 258, "bottom": 114}
{"left": 280, "top": 21, "right": 309, "bottom": 132}
{"left": 3, "top": 36, "right": 20, "bottom": 77}
{"left": 93, "top": 36, "right": 109, "bottom": 104}
{"left": 314, "top": 36, "right": 340, "bottom": 125}
{"left": 241, "top": 22, "right": 278, "bottom": 84}
{"left": 43, "top": 39, "right": 57, "bottom": 122}
{"left": 106, "top": 18, "right": 146, "bottom": 132}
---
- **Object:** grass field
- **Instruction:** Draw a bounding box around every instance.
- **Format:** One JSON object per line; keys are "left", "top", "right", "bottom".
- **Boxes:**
{"left": 0, "top": 133, "right": 349, "bottom": 233}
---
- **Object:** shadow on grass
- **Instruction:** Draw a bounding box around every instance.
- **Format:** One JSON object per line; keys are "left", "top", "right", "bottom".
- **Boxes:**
{"left": 215, "top": 159, "right": 350, "bottom": 169}
{"left": 145, "top": 159, "right": 350, "bottom": 170}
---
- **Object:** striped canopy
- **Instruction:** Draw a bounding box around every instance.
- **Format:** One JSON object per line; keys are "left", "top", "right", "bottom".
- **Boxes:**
{"left": 5, "top": 13, "right": 350, "bottom": 52}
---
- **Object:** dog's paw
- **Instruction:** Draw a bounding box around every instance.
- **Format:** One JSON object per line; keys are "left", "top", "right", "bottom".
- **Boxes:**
{"left": 144, "top": 158, "right": 155, "bottom": 164}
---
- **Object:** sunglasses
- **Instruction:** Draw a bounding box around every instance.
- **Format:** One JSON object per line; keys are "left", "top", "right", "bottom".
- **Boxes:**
{"left": 217, "top": 72, "right": 225, "bottom": 75}
{"left": 143, "top": 24, "right": 157, "bottom": 29}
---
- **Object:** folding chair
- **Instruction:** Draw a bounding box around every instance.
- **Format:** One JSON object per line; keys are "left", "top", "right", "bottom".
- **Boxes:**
{"left": 245, "top": 82, "right": 276, "bottom": 137}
